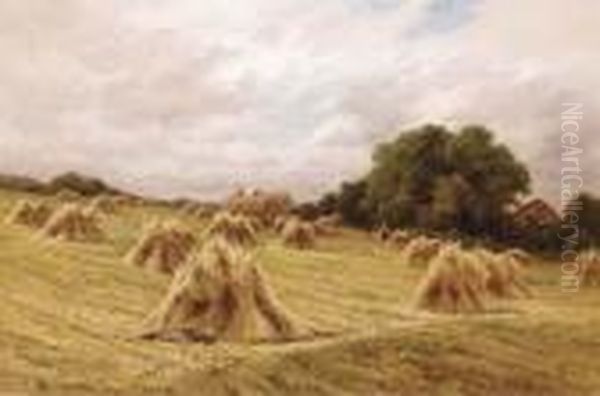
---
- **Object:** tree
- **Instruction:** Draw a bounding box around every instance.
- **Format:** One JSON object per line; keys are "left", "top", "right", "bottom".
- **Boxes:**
{"left": 317, "top": 192, "right": 339, "bottom": 216}
{"left": 337, "top": 180, "right": 373, "bottom": 228}
{"left": 366, "top": 124, "right": 531, "bottom": 236}
{"left": 430, "top": 173, "right": 475, "bottom": 230}
{"left": 575, "top": 192, "right": 600, "bottom": 249}
{"left": 47, "top": 172, "right": 118, "bottom": 197}
{"left": 448, "top": 126, "right": 531, "bottom": 234}
{"left": 366, "top": 124, "right": 453, "bottom": 228}
{"left": 0, "top": 174, "right": 46, "bottom": 194}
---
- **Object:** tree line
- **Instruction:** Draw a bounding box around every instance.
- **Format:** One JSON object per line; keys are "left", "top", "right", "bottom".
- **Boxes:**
{"left": 0, "top": 171, "right": 123, "bottom": 197}
{"left": 297, "top": 124, "right": 600, "bottom": 253}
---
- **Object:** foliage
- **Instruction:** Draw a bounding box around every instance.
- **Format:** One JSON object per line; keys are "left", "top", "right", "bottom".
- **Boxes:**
{"left": 309, "top": 124, "right": 530, "bottom": 238}
{"left": 366, "top": 124, "right": 531, "bottom": 235}
{"left": 292, "top": 202, "right": 321, "bottom": 221}
{"left": 0, "top": 174, "right": 46, "bottom": 193}
{"left": 293, "top": 193, "right": 340, "bottom": 221}
{"left": 316, "top": 192, "right": 339, "bottom": 216}
{"left": 295, "top": 182, "right": 374, "bottom": 228}
{"left": 337, "top": 180, "right": 374, "bottom": 228}
{"left": 0, "top": 171, "right": 128, "bottom": 198}
{"left": 47, "top": 172, "right": 119, "bottom": 197}
{"left": 514, "top": 223, "right": 562, "bottom": 254}
{"left": 577, "top": 192, "right": 600, "bottom": 248}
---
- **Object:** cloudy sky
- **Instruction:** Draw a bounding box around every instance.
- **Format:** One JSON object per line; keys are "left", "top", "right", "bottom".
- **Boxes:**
{"left": 0, "top": 0, "right": 598, "bottom": 202}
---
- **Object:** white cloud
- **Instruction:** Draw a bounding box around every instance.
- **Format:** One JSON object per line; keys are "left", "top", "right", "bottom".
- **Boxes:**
{"left": 0, "top": 0, "right": 597, "bottom": 201}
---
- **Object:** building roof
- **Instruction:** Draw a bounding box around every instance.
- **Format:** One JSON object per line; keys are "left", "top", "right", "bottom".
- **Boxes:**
{"left": 512, "top": 198, "right": 561, "bottom": 230}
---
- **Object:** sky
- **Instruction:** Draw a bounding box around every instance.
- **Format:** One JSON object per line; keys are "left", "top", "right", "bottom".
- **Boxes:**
{"left": 0, "top": 0, "right": 598, "bottom": 202}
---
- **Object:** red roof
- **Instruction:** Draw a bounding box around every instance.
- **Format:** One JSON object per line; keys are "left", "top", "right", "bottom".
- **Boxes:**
{"left": 512, "top": 199, "right": 560, "bottom": 229}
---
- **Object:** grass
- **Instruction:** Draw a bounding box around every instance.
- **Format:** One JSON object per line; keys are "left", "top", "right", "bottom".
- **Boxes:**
{"left": 0, "top": 189, "right": 599, "bottom": 395}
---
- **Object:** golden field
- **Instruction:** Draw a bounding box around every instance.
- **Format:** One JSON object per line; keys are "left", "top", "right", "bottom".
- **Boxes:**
{"left": 0, "top": 189, "right": 599, "bottom": 396}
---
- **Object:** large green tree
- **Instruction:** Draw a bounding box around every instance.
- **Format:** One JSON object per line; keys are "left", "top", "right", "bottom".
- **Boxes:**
{"left": 366, "top": 124, "right": 531, "bottom": 235}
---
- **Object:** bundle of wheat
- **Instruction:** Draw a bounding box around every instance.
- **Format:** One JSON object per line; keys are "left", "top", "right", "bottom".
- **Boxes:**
{"left": 206, "top": 212, "right": 258, "bottom": 247}
{"left": 180, "top": 203, "right": 216, "bottom": 221}
{"left": 181, "top": 202, "right": 200, "bottom": 215}
{"left": 140, "top": 238, "right": 310, "bottom": 343}
{"left": 373, "top": 224, "right": 391, "bottom": 242}
{"left": 41, "top": 204, "right": 104, "bottom": 242}
{"left": 402, "top": 236, "right": 445, "bottom": 266}
{"left": 474, "top": 249, "right": 531, "bottom": 298}
{"left": 413, "top": 244, "right": 489, "bottom": 313}
{"left": 387, "top": 229, "right": 412, "bottom": 249}
{"left": 112, "top": 195, "right": 132, "bottom": 206}
{"left": 5, "top": 200, "right": 53, "bottom": 228}
{"left": 127, "top": 196, "right": 146, "bottom": 206}
{"left": 246, "top": 215, "right": 266, "bottom": 233}
{"left": 505, "top": 248, "right": 532, "bottom": 266}
{"left": 54, "top": 189, "right": 81, "bottom": 202}
{"left": 580, "top": 251, "right": 600, "bottom": 287}
{"left": 179, "top": 201, "right": 199, "bottom": 214}
{"left": 197, "top": 206, "right": 218, "bottom": 221}
{"left": 87, "top": 195, "right": 117, "bottom": 215}
{"left": 273, "top": 215, "right": 289, "bottom": 233}
{"left": 313, "top": 214, "right": 341, "bottom": 236}
{"left": 127, "top": 221, "right": 196, "bottom": 274}
{"left": 227, "top": 189, "right": 292, "bottom": 227}
{"left": 282, "top": 218, "right": 316, "bottom": 250}
{"left": 199, "top": 207, "right": 218, "bottom": 221}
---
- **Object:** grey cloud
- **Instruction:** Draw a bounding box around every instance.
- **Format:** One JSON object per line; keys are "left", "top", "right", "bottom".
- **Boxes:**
{"left": 0, "top": 0, "right": 597, "bottom": 201}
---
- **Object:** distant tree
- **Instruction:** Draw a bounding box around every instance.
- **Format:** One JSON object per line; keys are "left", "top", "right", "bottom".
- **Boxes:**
{"left": 0, "top": 174, "right": 46, "bottom": 194}
{"left": 521, "top": 223, "right": 562, "bottom": 254}
{"left": 365, "top": 124, "right": 531, "bottom": 235}
{"left": 337, "top": 180, "right": 374, "bottom": 228}
{"left": 575, "top": 192, "right": 600, "bottom": 248}
{"left": 317, "top": 192, "right": 339, "bottom": 216}
{"left": 292, "top": 202, "right": 321, "bottom": 221}
{"left": 293, "top": 192, "right": 340, "bottom": 221}
{"left": 47, "top": 172, "right": 118, "bottom": 197}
